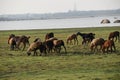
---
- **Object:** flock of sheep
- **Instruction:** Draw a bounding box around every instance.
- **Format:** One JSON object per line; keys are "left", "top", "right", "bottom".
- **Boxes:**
{"left": 8, "top": 30, "right": 119, "bottom": 56}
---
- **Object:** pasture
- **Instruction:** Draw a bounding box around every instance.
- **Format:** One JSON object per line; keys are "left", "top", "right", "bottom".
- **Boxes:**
{"left": 0, "top": 27, "right": 120, "bottom": 80}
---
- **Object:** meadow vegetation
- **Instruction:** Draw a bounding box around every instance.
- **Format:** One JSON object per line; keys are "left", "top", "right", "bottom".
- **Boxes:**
{"left": 0, "top": 27, "right": 120, "bottom": 80}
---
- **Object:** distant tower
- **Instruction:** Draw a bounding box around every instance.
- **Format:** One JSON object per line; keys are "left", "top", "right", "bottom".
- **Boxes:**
{"left": 73, "top": 0, "right": 77, "bottom": 11}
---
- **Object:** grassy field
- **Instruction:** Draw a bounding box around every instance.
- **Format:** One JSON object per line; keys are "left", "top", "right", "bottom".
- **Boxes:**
{"left": 0, "top": 27, "right": 120, "bottom": 80}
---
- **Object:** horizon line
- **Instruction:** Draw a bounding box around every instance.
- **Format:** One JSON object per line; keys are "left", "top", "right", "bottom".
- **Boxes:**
{"left": 0, "top": 8, "right": 120, "bottom": 15}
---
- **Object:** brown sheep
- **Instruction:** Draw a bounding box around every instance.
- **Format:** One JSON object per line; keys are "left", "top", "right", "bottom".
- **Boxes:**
{"left": 90, "top": 38, "right": 105, "bottom": 52}
{"left": 8, "top": 37, "right": 17, "bottom": 50}
{"left": 108, "top": 31, "right": 120, "bottom": 42}
{"left": 8, "top": 34, "right": 30, "bottom": 51}
{"left": 66, "top": 34, "right": 78, "bottom": 45}
{"left": 53, "top": 40, "right": 67, "bottom": 53}
{"left": 27, "top": 39, "right": 46, "bottom": 56}
{"left": 44, "top": 37, "right": 58, "bottom": 53}
{"left": 102, "top": 40, "right": 116, "bottom": 53}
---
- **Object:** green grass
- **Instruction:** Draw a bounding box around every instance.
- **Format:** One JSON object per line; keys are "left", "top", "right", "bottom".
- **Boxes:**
{"left": 0, "top": 27, "right": 120, "bottom": 80}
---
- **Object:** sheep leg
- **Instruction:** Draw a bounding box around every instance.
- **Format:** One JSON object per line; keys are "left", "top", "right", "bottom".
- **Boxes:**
{"left": 112, "top": 45, "right": 116, "bottom": 52}
{"left": 34, "top": 50, "right": 38, "bottom": 56}
{"left": 63, "top": 46, "right": 67, "bottom": 53}
{"left": 115, "top": 37, "right": 117, "bottom": 42}
{"left": 22, "top": 43, "right": 26, "bottom": 51}
{"left": 110, "top": 46, "right": 113, "bottom": 53}
{"left": 107, "top": 47, "right": 109, "bottom": 53}
{"left": 10, "top": 44, "right": 14, "bottom": 50}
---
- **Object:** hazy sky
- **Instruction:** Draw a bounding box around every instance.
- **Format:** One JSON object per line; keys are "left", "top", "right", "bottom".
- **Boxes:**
{"left": 0, "top": 0, "right": 120, "bottom": 14}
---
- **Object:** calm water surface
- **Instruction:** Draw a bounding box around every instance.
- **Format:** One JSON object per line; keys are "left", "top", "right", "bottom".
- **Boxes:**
{"left": 0, "top": 16, "right": 120, "bottom": 30}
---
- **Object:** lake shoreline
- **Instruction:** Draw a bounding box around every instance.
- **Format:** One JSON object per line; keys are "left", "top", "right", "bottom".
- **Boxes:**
{"left": 0, "top": 26, "right": 119, "bottom": 32}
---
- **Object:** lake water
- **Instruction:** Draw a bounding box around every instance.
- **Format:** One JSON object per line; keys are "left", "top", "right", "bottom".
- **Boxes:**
{"left": 0, "top": 16, "right": 120, "bottom": 30}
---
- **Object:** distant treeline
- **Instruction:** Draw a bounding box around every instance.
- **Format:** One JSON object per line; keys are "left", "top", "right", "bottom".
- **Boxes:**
{"left": 0, "top": 9, "right": 120, "bottom": 21}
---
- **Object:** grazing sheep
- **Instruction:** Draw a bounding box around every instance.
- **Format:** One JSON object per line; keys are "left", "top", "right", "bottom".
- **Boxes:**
{"left": 102, "top": 40, "right": 116, "bottom": 53}
{"left": 77, "top": 32, "right": 95, "bottom": 45}
{"left": 27, "top": 38, "right": 46, "bottom": 56}
{"left": 90, "top": 38, "right": 105, "bottom": 52}
{"left": 53, "top": 40, "right": 67, "bottom": 53}
{"left": 108, "top": 31, "right": 120, "bottom": 42}
{"left": 8, "top": 34, "right": 30, "bottom": 51}
{"left": 66, "top": 34, "right": 78, "bottom": 45}
{"left": 17, "top": 35, "right": 30, "bottom": 51}
{"left": 44, "top": 37, "right": 58, "bottom": 53}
